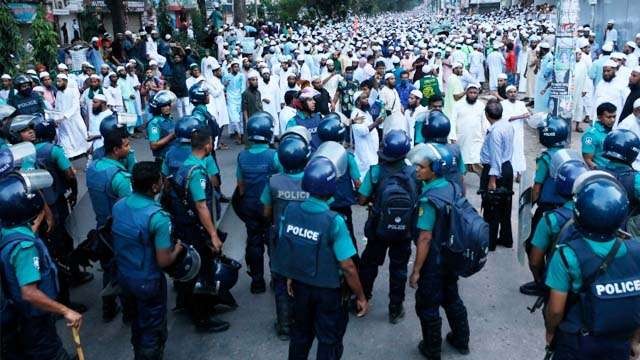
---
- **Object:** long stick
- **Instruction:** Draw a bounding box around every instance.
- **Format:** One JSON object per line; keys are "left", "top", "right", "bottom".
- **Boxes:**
{"left": 72, "top": 327, "right": 85, "bottom": 360}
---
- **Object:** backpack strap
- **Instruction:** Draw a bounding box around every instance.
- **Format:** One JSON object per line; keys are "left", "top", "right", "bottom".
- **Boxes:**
{"left": 579, "top": 239, "right": 622, "bottom": 292}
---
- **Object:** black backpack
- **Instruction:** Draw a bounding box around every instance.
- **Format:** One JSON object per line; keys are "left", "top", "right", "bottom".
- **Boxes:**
{"left": 429, "top": 183, "right": 489, "bottom": 277}
{"left": 371, "top": 165, "right": 419, "bottom": 240}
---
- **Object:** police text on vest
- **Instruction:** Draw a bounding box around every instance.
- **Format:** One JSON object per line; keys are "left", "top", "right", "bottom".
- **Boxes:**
{"left": 286, "top": 225, "right": 320, "bottom": 241}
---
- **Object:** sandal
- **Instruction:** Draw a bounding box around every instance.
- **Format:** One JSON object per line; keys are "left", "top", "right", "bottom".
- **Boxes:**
{"left": 218, "top": 143, "right": 230, "bottom": 150}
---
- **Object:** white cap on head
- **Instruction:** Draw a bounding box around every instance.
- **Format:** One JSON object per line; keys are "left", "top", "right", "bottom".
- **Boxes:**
{"left": 260, "top": 67, "right": 270, "bottom": 75}
{"left": 39, "top": 71, "right": 50, "bottom": 79}
{"left": 57, "top": 63, "right": 68, "bottom": 70}
{"left": 116, "top": 65, "right": 125, "bottom": 72}
{"left": 626, "top": 41, "right": 637, "bottom": 49}
{"left": 91, "top": 37, "right": 99, "bottom": 43}
{"left": 602, "top": 42, "right": 614, "bottom": 52}
{"left": 391, "top": 55, "right": 400, "bottom": 64}
{"left": 247, "top": 70, "right": 260, "bottom": 79}
{"left": 603, "top": 60, "right": 619, "bottom": 68}
{"left": 296, "top": 54, "right": 305, "bottom": 61}
{"left": 93, "top": 94, "right": 107, "bottom": 102}
{"left": 1, "top": 74, "right": 11, "bottom": 80}
{"left": 632, "top": 66, "right": 640, "bottom": 74}
{"left": 465, "top": 83, "right": 480, "bottom": 91}
{"left": 56, "top": 73, "right": 68, "bottom": 81}
{"left": 149, "top": 60, "right": 158, "bottom": 66}
{"left": 452, "top": 62, "right": 463, "bottom": 69}
{"left": 384, "top": 72, "right": 395, "bottom": 80}
{"left": 89, "top": 74, "right": 101, "bottom": 80}
{"left": 506, "top": 85, "right": 517, "bottom": 92}
{"left": 610, "top": 52, "right": 626, "bottom": 60}
{"left": 577, "top": 38, "right": 589, "bottom": 49}
{"left": 636, "top": 33, "right": 640, "bottom": 39}
{"left": 497, "top": 73, "right": 508, "bottom": 80}
{"left": 410, "top": 89, "right": 423, "bottom": 99}
{"left": 607, "top": 19, "right": 615, "bottom": 24}
{"left": 539, "top": 42, "right": 551, "bottom": 49}
{"left": 125, "top": 30, "right": 132, "bottom": 36}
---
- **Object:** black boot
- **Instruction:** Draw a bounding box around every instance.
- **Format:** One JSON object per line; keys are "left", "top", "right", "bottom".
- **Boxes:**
{"left": 445, "top": 308, "right": 470, "bottom": 355}
{"left": 519, "top": 281, "right": 546, "bottom": 297}
{"left": 251, "top": 278, "right": 266, "bottom": 294}
{"left": 102, "top": 296, "right": 120, "bottom": 322}
{"left": 274, "top": 296, "right": 292, "bottom": 341}
{"left": 389, "top": 303, "right": 405, "bottom": 324}
{"left": 418, "top": 319, "right": 442, "bottom": 360}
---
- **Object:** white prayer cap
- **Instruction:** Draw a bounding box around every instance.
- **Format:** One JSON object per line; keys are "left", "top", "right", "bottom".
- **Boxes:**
{"left": 93, "top": 94, "right": 107, "bottom": 102}
{"left": 260, "top": 67, "right": 270, "bottom": 75}
{"left": 577, "top": 38, "right": 589, "bottom": 49}
{"left": 610, "top": 52, "right": 626, "bottom": 60}
{"left": 165, "top": 34, "right": 172, "bottom": 40}
{"left": 422, "top": 64, "right": 433, "bottom": 73}
{"left": 1, "top": 74, "right": 11, "bottom": 80}
{"left": 626, "top": 41, "right": 637, "bottom": 49}
{"left": 39, "top": 71, "right": 51, "bottom": 79}
{"left": 116, "top": 65, "right": 125, "bottom": 72}
{"left": 607, "top": 19, "right": 615, "bottom": 24}
{"left": 296, "top": 54, "right": 305, "bottom": 61}
{"left": 451, "top": 62, "right": 463, "bottom": 69}
{"left": 636, "top": 33, "right": 640, "bottom": 39}
{"left": 211, "top": 62, "right": 221, "bottom": 71}
{"left": 56, "top": 73, "right": 68, "bottom": 81}
{"left": 497, "top": 73, "right": 508, "bottom": 80}
{"left": 602, "top": 42, "right": 614, "bottom": 52}
{"left": 124, "top": 30, "right": 132, "bottom": 36}
{"left": 603, "top": 60, "right": 619, "bottom": 68}
{"left": 632, "top": 66, "right": 640, "bottom": 74}
{"left": 391, "top": 55, "right": 400, "bottom": 64}
{"left": 26, "top": 69, "right": 37, "bottom": 76}
{"left": 506, "top": 85, "right": 517, "bottom": 92}
{"left": 410, "top": 89, "right": 423, "bottom": 99}
{"left": 384, "top": 73, "right": 395, "bottom": 80}
{"left": 538, "top": 42, "right": 551, "bottom": 49}
{"left": 57, "top": 63, "right": 68, "bottom": 70}
{"left": 465, "top": 83, "right": 480, "bottom": 91}
{"left": 108, "top": 72, "right": 117, "bottom": 77}
{"left": 247, "top": 70, "right": 260, "bottom": 79}
{"left": 91, "top": 37, "right": 99, "bottom": 43}
{"left": 89, "top": 74, "right": 101, "bottom": 80}
{"left": 149, "top": 60, "right": 158, "bottom": 66}
{"left": 100, "top": 63, "right": 110, "bottom": 69}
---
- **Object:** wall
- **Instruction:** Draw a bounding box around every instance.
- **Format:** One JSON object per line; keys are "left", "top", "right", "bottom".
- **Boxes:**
{"left": 577, "top": 0, "right": 640, "bottom": 47}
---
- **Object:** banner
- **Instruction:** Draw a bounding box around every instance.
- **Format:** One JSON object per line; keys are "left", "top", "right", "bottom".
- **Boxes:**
{"left": 7, "top": 3, "right": 37, "bottom": 24}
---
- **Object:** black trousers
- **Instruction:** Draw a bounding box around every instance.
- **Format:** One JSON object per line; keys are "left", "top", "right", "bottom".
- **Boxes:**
{"left": 480, "top": 162, "right": 514, "bottom": 250}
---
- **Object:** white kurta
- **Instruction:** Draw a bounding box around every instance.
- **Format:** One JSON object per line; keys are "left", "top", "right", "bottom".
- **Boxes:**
{"left": 469, "top": 50, "right": 485, "bottom": 83}
{"left": 55, "top": 87, "right": 90, "bottom": 158}
{"left": 486, "top": 51, "right": 505, "bottom": 91}
{"left": 593, "top": 78, "right": 630, "bottom": 125}
{"left": 88, "top": 109, "right": 113, "bottom": 150}
{"left": 451, "top": 99, "right": 487, "bottom": 164}
{"left": 207, "top": 76, "right": 229, "bottom": 127}
{"left": 572, "top": 61, "right": 588, "bottom": 123}
{"left": 501, "top": 99, "right": 529, "bottom": 173}
{"left": 258, "top": 78, "right": 281, "bottom": 134}
{"left": 404, "top": 105, "right": 428, "bottom": 144}
{"left": 351, "top": 108, "right": 379, "bottom": 180}
{"left": 278, "top": 106, "right": 297, "bottom": 137}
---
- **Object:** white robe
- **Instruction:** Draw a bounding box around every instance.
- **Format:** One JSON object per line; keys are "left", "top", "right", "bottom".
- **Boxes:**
{"left": 501, "top": 99, "right": 529, "bottom": 174}
{"left": 451, "top": 99, "right": 487, "bottom": 164}
{"left": 486, "top": 51, "right": 505, "bottom": 91}
{"left": 88, "top": 109, "right": 113, "bottom": 150}
{"left": 572, "top": 61, "right": 588, "bottom": 123}
{"left": 350, "top": 108, "right": 379, "bottom": 180}
{"left": 55, "top": 87, "right": 90, "bottom": 158}
{"left": 593, "top": 78, "right": 630, "bottom": 125}
{"left": 404, "top": 105, "right": 428, "bottom": 144}
{"left": 258, "top": 78, "right": 281, "bottom": 134}
{"left": 207, "top": 76, "right": 229, "bottom": 127}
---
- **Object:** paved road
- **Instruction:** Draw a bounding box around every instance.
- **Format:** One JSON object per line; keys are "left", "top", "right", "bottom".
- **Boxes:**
{"left": 55, "top": 123, "right": 579, "bottom": 359}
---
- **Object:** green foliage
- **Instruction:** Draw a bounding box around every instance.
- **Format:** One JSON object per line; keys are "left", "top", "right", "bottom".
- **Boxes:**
{"left": 31, "top": 5, "right": 59, "bottom": 70}
{"left": 189, "top": 9, "right": 207, "bottom": 48}
{"left": 157, "top": 0, "right": 174, "bottom": 38}
{"left": 268, "top": 0, "right": 420, "bottom": 21}
{"left": 0, "top": 4, "right": 22, "bottom": 74}
{"left": 79, "top": 6, "right": 100, "bottom": 41}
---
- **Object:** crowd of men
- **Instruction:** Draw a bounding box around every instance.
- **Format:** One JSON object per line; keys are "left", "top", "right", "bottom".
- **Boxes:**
{"left": 3, "top": 2, "right": 640, "bottom": 360}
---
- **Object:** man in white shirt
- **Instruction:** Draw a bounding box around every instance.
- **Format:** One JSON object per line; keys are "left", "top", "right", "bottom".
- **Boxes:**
{"left": 55, "top": 74, "right": 90, "bottom": 158}
{"left": 351, "top": 91, "right": 384, "bottom": 179}
{"left": 278, "top": 90, "right": 298, "bottom": 137}
{"left": 501, "top": 85, "right": 530, "bottom": 178}
{"left": 87, "top": 94, "right": 112, "bottom": 151}
{"left": 379, "top": 73, "right": 403, "bottom": 136}
{"left": 297, "top": 54, "right": 312, "bottom": 82}
{"left": 185, "top": 63, "right": 205, "bottom": 115}
{"left": 452, "top": 83, "right": 487, "bottom": 174}
{"left": 617, "top": 98, "right": 640, "bottom": 170}
{"left": 104, "top": 72, "right": 124, "bottom": 112}
{"left": 321, "top": 61, "right": 343, "bottom": 101}
{"left": 594, "top": 60, "right": 630, "bottom": 125}
{"left": 604, "top": 20, "right": 618, "bottom": 50}
{"left": 258, "top": 68, "right": 281, "bottom": 134}
{"left": 403, "top": 89, "right": 428, "bottom": 144}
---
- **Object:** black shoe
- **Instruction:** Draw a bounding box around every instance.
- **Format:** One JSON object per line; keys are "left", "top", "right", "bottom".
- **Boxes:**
{"left": 389, "top": 304, "right": 405, "bottom": 324}
{"left": 418, "top": 341, "right": 441, "bottom": 360}
{"left": 275, "top": 321, "right": 290, "bottom": 341}
{"left": 69, "top": 272, "right": 94, "bottom": 288}
{"left": 219, "top": 195, "right": 230, "bottom": 203}
{"left": 250, "top": 279, "right": 266, "bottom": 294}
{"left": 519, "top": 281, "right": 546, "bottom": 296}
{"left": 195, "top": 317, "right": 230, "bottom": 333}
{"left": 102, "top": 303, "right": 121, "bottom": 322}
{"left": 123, "top": 311, "right": 134, "bottom": 325}
{"left": 446, "top": 332, "right": 470, "bottom": 355}
{"left": 69, "top": 302, "right": 88, "bottom": 314}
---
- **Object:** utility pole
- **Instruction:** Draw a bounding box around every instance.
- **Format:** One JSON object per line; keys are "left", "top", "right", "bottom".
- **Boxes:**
{"left": 548, "top": 0, "right": 579, "bottom": 143}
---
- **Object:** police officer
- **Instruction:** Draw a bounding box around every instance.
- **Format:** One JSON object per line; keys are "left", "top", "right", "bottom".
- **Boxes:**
{"left": 0, "top": 104, "right": 17, "bottom": 149}
{"left": 147, "top": 91, "right": 176, "bottom": 163}
{"left": 279, "top": 157, "right": 368, "bottom": 359}
{"left": 358, "top": 130, "right": 417, "bottom": 324}
{"left": 167, "top": 127, "right": 229, "bottom": 332}
{"left": 407, "top": 143, "right": 470, "bottom": 359}
{"left": 582, "top": 102, "right": 616, "bottom": 170}
{"left": 32, "top": 118, "right": 92, "bottom": 311}
{"left": 527, "top": 160, "right": 588, "bottom": 296}
{"left": 420, "top": 110, "right": 465, "bottom": 191}
{"left": 0, "top": 170, "right": 82, "bottom": 359}
{"left": 92, "top": 114, "right": 138, "bottom": 173}
{"left": 7, "top": 75, "right": 45, "bottom": 116}
{"left": 112, "top": 161, "right": 183, "bottom": 359}
{"left": 86, "top": 127, "right": 134, "bottom": 321}
{"left": 260, "top": 132, "right": 311, "bottom": 340}
{"left": 520, "top": 116, "right": 570, "bottom": 296}
{"left": 544, "top": 175, "right": 640, "bottom": 358}
{"left": 286, "top": 87, "right": 324, "bottom": 150}
{"left": 237, "top": 112, "right": 281, "bottom": 293}
{"left": 317, "top": 113, "right": 361, "bottom": 246}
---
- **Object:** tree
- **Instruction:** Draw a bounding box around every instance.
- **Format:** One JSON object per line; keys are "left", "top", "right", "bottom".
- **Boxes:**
{"left": 233, "top": 0, "right": 246, "bottom": 24}
{"left": 79, "top": 6, "right": 100, "bottom": 41}
{"left": 157, "top": 0, "right": 173, "bottom": 37}
{"left": 31, "top": 5, "right": 59, "bottom": 70}
{"left": 106, "top": 0, "right": 126, "bottom": 34}
{"left": 0, "top": 4, "right": 21, "bottom": 74}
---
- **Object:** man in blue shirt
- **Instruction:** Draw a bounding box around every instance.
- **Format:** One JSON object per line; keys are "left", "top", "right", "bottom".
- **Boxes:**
{"left": 479, "top": 99, "right": 515, "bottom": 250}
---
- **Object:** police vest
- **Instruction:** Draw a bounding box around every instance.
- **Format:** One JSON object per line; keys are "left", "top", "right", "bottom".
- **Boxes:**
{"left": 11, "top": 93, "right": 42, "bottom": 115}
{"left": 112, "top": 198, "right": 164, "bottom": 281}
{"left": 169, "top": 163, "right": 213, "bottom": 228}
{"left": 559, "top": 238, "right": 640, "bottom": 336}
{"left": 86, "top": 160, "right": 124, "bottom": 227}
{"left": 537, "top": 151, "right": 566, "bottom": 206}
{"left": 544, "top": 206, "right": 573, "bottom": 256}
{"left": 193, "top": 105, "right": 220, "bottom": 139}
{"left": 279, "top": 202, "right": 341, "bottom": 289}
{"left": 164, "top": 145, "right": 191, "bottom": 179}
{"left": 604, "top": 164, "right": 638, "bottom": 208}
{"left": 36, "top": 142, "right": 69, "bottom": 205}
{"left": 332, "top": 155, "right": 357, "bottom": 209}
{"left": 293, "top": 113, "right": 323, "bottom": 151}
{"left": 444, "top": 143, "right": 464, "bottom": 192}
{"left": 237, "top": 148, "right": 278, "bottom": 213}
{"left": 269, "top": 173, "right": 309, "bottom": 227}
{"left": 150, "top": 116, "right": 175, "bottom": 159}
{"left": 0, "top": 232, "right": 58, "bottom": 318}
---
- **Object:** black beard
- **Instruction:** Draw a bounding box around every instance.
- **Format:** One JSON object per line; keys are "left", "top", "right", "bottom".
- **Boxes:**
{"left": 92, "top": 107, "right": 102, "bottom": 115}
{"left": 466, "top": 97, "right": 477, "bottom": 104}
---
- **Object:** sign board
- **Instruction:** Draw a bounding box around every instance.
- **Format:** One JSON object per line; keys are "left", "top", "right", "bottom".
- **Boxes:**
{"left": 7, "top": 3, "right": 37, "bottom": 24}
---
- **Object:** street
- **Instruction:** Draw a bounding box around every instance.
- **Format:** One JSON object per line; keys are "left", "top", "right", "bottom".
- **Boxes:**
{"left": 55, "top": 122, "right": 568, "bottom": 359}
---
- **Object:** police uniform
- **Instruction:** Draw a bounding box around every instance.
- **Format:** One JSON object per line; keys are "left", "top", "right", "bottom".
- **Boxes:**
{"left": 581, "top": 121, "right": 611, "bottom": 169}
{"left": 192, "top": 104, "right": 220, "bottom": 140}
{"left": 278, "top": 197, "right": 356, "bottom": 358}
{"left": 261, "top": 170, "right": 309, "bottom": 336}
{"left": 7, "top": 92, "right": 46, "bottom": 116}
{"left": 330, "top": 152, "right": 361, "bottom": 247}
{"left": 167, "top": 152, "right": 221, "bottom": 326}
{"left": 93, "top": 146, "right": 137, "bottom": 173}
{"left": 286, "top": 112, "right": 323, "bottom": 150}
{"left": 546, "top": 236, "right": 640, "bottom": 358}
{"left": 531, "top": 200, "right": 574, "bottom": 255}
{"left": 236, "top": 143, "right": 281, "bottom": 287}
{"left": 112, "top": 193, "right": 172, "bottom": 358}
{"left": 358, "top": 160, "right": 416, "bottom": 308}
{"left": 0, "top": 225, "right": 72, "bottom": 360}
{"left": 415, "top": 177, "right": 469, "bottom": 357}
{"left": 86, "top": 156, "right": 133, "bottom": 317}
{"left": 146, "top": 114, "right": 175, "bottom": 161}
